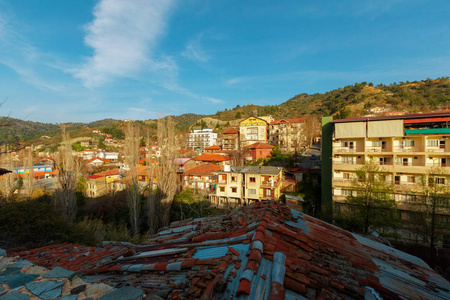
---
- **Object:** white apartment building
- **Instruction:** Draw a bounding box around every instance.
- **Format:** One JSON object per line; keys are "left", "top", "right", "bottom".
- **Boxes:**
{"left": 187, "top": 128, "right": 218, "bottom": 152}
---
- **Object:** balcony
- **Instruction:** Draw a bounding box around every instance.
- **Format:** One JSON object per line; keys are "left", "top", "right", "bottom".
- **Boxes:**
{"left": 426, "top": 163, "right": 449, "bottom": 167}
{"left": 334, "top": 147, "right": 356, "bottom": 153}
{"left": 393, "top": 146, "right": 424, "bottom": 153}
{"left": 366, "top": 147, "right": 389, "bottom": 153}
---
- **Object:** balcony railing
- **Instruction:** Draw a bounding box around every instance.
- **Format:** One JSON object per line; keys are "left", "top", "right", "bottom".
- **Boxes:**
{"left": 426, "top": 148, "right": 446, "bottom": 153}
{"left": 426, "top": 163, "right": 448, "bottom": 167}
{"left": 333, "top": 161, "right": 358, "bottom": 165}
{"left": 334, "top": 148, "right": 356, "bottom": 153}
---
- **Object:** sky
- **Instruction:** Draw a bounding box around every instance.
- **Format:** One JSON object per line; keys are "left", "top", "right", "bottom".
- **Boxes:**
{"left": 0, "top": 0, "right": 449, "bottom": 123}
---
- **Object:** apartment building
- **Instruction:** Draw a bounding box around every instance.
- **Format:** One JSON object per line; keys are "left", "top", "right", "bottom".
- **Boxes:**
{"left": 269, "top": 118, "right": 305, "bottom": 153}
{"left": 239, "top": 116, "right": 268, "bottom": 148}
{"left": 221, "top": 128, "right": 240, "bottom": 151}
{"left": 187, "top": 128, "right": 218, "bottom": 152}
{"left": 322, "top": 112, "right": 450, "bottom": 220}
{"left": 209, "top": 165, "right": 283, "bottom": 207}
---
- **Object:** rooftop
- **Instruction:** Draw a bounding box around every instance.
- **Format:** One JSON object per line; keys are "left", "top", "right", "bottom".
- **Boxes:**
{"left": 193, "top": 154, "right": 231, "bottom": 162}
{"left": 270, "top": 118, "right": 305, "bottom": 125}
{"left": 184, "top": 163, "right": 221, "bottom": 176}
{"left": 205, "top": 145, "right": 222, "bottom": 150}
{"left": 7, "top": 202, "right": 450, "bottom": 299}
{"left": 333, "top": 111, "right": 450, "bottom": 123}
{"left": 245, "top": 142, "right": 274, "bottom": 150}
{"left": 222, "top": 128, "right": 239, "bottom": 134}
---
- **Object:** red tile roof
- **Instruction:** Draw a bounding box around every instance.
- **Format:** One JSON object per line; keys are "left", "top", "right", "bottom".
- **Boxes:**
{"left": 270, "top": 118, "right": 305, "bottom": 125}
{"left": 193, "top": 154, "right": 231, "bottom": 162}
{"left": 204, "top": 145, "right": 221, "bottom": 150}
{"left": 245, "top": 142, "right": 274, "bottom": 149}
{"left": 87, "top": 169, "right": 120, "bottom": 179}
{"left": 222, "top": 128, "right": 239, "bottom": 134}
{"left": 12, "top": 202, "right": 450, "bottom": 299}
{"left": 184, "top": 164, "right": 221, "bottom": 176}
{"left": 87, "top": 157, "right": 110, "bottom": 163}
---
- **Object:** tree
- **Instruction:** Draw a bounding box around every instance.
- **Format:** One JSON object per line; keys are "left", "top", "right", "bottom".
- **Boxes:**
{"left": 23, "top": 149, "right": 34, "bottom": 199}
{"left": 337, "top": 159, "right": 397, "bottom": 234}
{"left": 53, "top": 126, "right": 77, "bottom": 223}
{"left": 147, "top": 115, "right": 178, "bottom": 233}
{"left": 124, "top": 122, "right": 141, "bottom": 235}
{"left": 418, "top": 167, "right": 450, "bottom": 256}
{"left": 303, "top": 115, "right": 321, "bottom": 148}
{"left": 0, "top": 146, "right": 17, "bottom": 202}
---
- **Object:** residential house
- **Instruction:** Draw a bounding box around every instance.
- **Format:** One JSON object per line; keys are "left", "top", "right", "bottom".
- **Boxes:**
{"left": 209, "top": 165, "right": 283, "bottom": 207}
{"left": 244, "top": 142, "right": 274, "bottom": 162}
{"left": 269, "top": 118, "right": 305, "bottom": 153}
{"left": 192, "top": 154, "right": 231, "bottom": 169}
{"left": 204, "top": 145, "right": 221, "bottom": 154}
{"left": 85, "top": 169, "right": 122, "bottom": 197}
{"left": 98, "top": 151, "right": 120, "bottom": 161}
{"left": 239, "top": 116, "right": 268, "bottom": 148}
{"left": 80, "top": 140, "right": 92, "bottom": 147}
{"left": 183, "top": 164, "right": 220, "bottom": 191}
{"left": 87, "top": 157, "right": 110, "bottom": 167}
{"left": 221, "top": 128, "right": 240, "bottom": 151}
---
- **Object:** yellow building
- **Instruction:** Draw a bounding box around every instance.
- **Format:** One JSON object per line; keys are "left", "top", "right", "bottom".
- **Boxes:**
{"left": 239, "top": 116, "right": 269, "bottom": 148}
{"left": 209, "top": 165, "right": 283, "bottom": 208}
{"left": 85, "top": 169, "right": 121, "bottom": 197}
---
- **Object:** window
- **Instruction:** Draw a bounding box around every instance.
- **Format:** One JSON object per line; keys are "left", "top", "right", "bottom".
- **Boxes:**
{"left": 342, "top": 157, "right": 354, "bottom": 164}
{"left": 435, "top": 177, "right": 446, "bottom": 185}
{"left": 427, "top": 140, "right": 438, "bottom": 147}
{"left": 372, "top": 141, "right": 381, "bottom": 147}
{"left": 231, "top": 187, "right": 237, "bottom": 193}
{"left": 407, "top": 176, "right": 415, "bottom": 183}
{"left": 342, "top": 189, "right": 353, "bottom": 196}
{"left": 343, "top": 173, "right": 350, "bottom": 179}
{"left": 248, "top": 189, "right": 256, "bottom": 194}
{"left": 439, "top": 140, "right": 446, "bottom": 149}
{"left": 231, "top": 176, "right": 237, "bottom": 182}
{"left": 249, "top": 177, "right": 256, "bottom": 183}
{"left": 219, "top": 187, "right": 225, "bottom": 192}
{"left": 266, "top": 189, "right": 272, "bottom": 196}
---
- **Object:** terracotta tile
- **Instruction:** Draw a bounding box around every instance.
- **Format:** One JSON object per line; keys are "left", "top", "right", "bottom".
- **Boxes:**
{"left": 284, "top": 277, "right": 307, "bottom": 294}
{"left": 269, "top": 281, "right": 285, "bottom": 300}
{"left": 236, "top": 278, "right": 251, "bottom": 295}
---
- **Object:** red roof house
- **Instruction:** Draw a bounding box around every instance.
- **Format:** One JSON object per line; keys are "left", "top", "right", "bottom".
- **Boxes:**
{"left": 245, "top": 142, "right": 274, "bottom": 162}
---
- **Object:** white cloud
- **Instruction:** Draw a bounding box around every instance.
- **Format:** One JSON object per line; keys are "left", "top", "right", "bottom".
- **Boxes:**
{"left": 181, "top": 35, "right": 210, "bottom": 62}
{"left": 74, "top": 0, "right": 175, "bottom": 88}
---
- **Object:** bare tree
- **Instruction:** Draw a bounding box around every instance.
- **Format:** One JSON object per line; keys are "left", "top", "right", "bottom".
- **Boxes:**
{"left": 53, "top": 126, "right": 77, "bottom": 222}
{"left": 23, "top": 149, "right": 34, "bottom": 199}
{"left": 125, "top": 122, "right": 141, "bottom": 235}
{"left": 0, "top": 146, "right": 17, "bottom": 202}
{"left": 303, "top": 114, "right": 321, "bottom": 148}
{"left": 147, "top": 116, "right": 178, "bottom": 233}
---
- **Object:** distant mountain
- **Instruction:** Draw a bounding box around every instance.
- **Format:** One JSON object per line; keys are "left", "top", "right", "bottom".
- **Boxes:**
{"left": 1, "top": 78, "right": 448, "bottom": 145}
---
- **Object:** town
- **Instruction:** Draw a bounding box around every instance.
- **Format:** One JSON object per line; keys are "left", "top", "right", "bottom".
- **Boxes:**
{"left": 0, "top": 1, "right": 449, "bottom": 299}
{"left": 0, "top": 108, "right": 449, "bottom": 299}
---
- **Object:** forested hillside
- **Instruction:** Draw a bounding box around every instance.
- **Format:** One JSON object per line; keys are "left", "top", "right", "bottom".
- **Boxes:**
{"left": 1, "top": 78, "right": 448, "bottom": 145}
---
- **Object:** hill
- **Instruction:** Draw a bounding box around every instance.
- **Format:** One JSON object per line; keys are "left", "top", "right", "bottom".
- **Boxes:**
{"left": 1, "top": 77, "right": 449, "bottom": 145}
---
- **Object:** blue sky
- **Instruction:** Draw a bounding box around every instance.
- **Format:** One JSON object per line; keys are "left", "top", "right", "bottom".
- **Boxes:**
{"left": 0, "top": 0, "right": 449, "bottom": 123}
